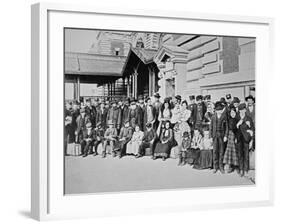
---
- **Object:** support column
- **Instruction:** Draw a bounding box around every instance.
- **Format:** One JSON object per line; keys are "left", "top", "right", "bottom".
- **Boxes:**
{"left": 110, "top": 82, "right": 113, "bottom": 100}
{"left": 77, "top": 76, "right": 80, "bottom": 102}
{"left": 122, "top": 78, "right": 125, "bottom": 97}
{"left": 113, "top": 81, "right": 116, "bottom": 99}
{"left": 132, "top": 74, "right": 135, "bottom": 99}
{"left": 127, "top": 77, "right": 130, "bottom": 97}
{"left": 148, "top": 66, "right": 154, "bottom": 96}
{"left": 107, "top": 83, "right": 110, "bottom": 99}
{"left": 152, "top": 68, "right": 156, "bottom": 95}
{"left": 134, "top": 72, "right": 138, "bottom": 99}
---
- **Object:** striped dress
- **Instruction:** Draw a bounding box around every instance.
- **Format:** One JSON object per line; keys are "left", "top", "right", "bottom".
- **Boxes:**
{"left": 223, "top": 117, "right": 239, "bottom": 166}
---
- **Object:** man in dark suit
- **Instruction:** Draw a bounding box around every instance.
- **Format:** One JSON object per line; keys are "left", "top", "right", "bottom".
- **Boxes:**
{"left": 245, "top": 95, "right": 255, "bottom": 125}
{"left": 153, "top": 93, "right": 162, "bottom": 131}
{"left": 137, "top": 123, "right": 156, "bottom": 158}
{"left": 143, "top": 97, "right": 156, "bottom": 129}
{"left": 85, "top": 98, "right": 97, "bottom": 128}
{"left": 106, "top": 100, "right": 121, "bottom": 131}
{"left": 188, "top": 95, "right": 196, "bottom": 130}
{"left": 245, "top": 95, "right": 255, "bottom": 151}
{"left": 116, "top": 120, "right": 133, "bottom": 158}
{"left": 236, "top": 103, "right": 254, "bottom": 176}
{"left": 209, "top": 101, "right": 229, "bottom": 173}
{"left": 119, "top": 98, "right": 130, "bottom": 128}
{"left": 81, "top": 122, "right": 96, "bottom": 157}
{"left": 137, "top": 96, "right": 145, "bottom": 131}
{"left": 194, "top": 95, "right": 207, "bottom": 131}
{"left": 128, "top": 100, "right": 140, "bottom": 129}
{"left": 96, "top": 101, "right": 108, "bottom": 130}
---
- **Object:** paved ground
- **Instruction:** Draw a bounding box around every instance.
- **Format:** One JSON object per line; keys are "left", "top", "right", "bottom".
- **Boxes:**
{"left": 64, "top": 155, "right": 255, "bottom": 195}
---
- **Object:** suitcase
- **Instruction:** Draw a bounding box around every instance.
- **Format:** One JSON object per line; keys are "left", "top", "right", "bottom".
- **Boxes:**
{"left": 67, "top": 143, "right": 82, "bottom": 156}
{"left": 144, "top": 147, "right": 152, "bottom": 156}
{"left": 170, "top": 146, "right": 180, "bottom": 159}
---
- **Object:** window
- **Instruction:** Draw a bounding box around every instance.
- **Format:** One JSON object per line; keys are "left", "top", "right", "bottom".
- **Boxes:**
{"left": 114, "top": 47, "right": 120, "bottom": 56}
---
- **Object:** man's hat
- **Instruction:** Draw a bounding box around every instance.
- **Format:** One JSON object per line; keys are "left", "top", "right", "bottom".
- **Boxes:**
{"left": 111, "top": 100, "right": 117, "bottom": 105}
{"left": 238, "top": 103, "right": 247, "bottom": 111}
{"left": 138, "top": 95, "right": 144, "bottom": 101}
{"left": 123, "top": 98, "right": 130, "bottom": 104}
{"left": 73, "top": 100, "right": 79, "bottom": 105}
{"left": 86, "top": 122, "right": 92, "bottom": 128}
{"left": 214, "top": 101, "right": 224, "bottom": 110}
{"left": 220, "top": 97, "right": 226, "bottom": 103}
{"left": 204, "top": 95, "right": 211, "bottom": 100}
{"left": 175, "top": 95, "right": 182, "bottom": 101}
{"left": 164, "top": 97, "right": 170, "bottom": 103}
{"left": 65, "top": 116, "right": 72, "bottom": 122}
{"left": 146, "top": 122, "right": 152, "bottom": 128}
{"left": 245, "top": 95, "right": 255, "bottom": 102}
{"left": 228, "top": 104, "right": 236, "bottom": 111}
{"left": 226, "top": 94, "right": 232, "bottom": 100}
{"left": 189, "top": 95, "right": 195, "bottom": 100}
{"left": 131, "top": 101, "right": 136, "bottom": 105}
{"left": 232, "top": 97, "right": 240, "bottom": 104}
{"left": 107, "top": 120, "right": 114, "bottom": 125}
{"left": 154, "top": 93, "right": 160, "bottom": 98}
{"left": 196, "top": 95, "right": 203, "bottom": 101}
{"left": 182, "top": 131, "right": 189, "bottom": 138}
{"left": 130, "top": 97, "right": 137, "bottom": 102}
{"left": 145, "top": 96, "right": 151, "bottom": 102}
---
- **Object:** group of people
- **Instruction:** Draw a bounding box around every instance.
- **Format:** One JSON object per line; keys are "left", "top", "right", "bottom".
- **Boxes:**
{"left": 65, "top": 92, "right": 255, "bottom": 177}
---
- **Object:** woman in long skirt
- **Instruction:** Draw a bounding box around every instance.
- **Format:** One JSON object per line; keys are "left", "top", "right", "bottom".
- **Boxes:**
{"left": 154, "top": 121, "right": 174, "bottom": 161}
{"left": 223, "top": 106, "right": 239, "bottom": 172}
{"left": 126, "top": 125, "right": 144, "bottom": 156}
{"left": 171, "top": 100, "right": 191, "bottom": 158}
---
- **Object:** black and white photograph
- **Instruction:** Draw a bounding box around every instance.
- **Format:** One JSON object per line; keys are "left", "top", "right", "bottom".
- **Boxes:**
{"left": 64, "top": 28, "right": 256, "bottom": 195}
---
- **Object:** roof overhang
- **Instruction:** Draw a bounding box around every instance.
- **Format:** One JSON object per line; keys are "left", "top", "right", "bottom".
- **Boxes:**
{"left": 121, "top": 47, "right": 158, "bottom": 76}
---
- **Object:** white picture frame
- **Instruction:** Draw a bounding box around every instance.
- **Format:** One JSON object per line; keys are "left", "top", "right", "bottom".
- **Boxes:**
{"left": 31, "top": 2, "right": 275, "bottom": 221}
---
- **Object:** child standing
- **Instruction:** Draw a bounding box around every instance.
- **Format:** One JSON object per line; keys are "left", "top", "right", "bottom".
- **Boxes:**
{"left": 178, "top": 131, "right": 191, "bottom": 166}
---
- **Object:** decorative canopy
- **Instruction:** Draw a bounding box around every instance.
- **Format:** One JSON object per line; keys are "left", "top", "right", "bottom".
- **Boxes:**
{"left": 65, "top": 52, "right": 127, "bottom": 85}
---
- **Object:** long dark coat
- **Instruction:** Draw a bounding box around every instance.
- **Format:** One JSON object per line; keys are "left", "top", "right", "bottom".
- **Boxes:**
{"left": 96, "top": 108, "right": 108, "bottom": 129}
{"left": 106, "top": 106, "right": 121, "bottom": 129}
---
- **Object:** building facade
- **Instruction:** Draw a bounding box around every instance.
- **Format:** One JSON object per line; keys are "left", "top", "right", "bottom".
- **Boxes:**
{"left": 65, "top": 30, "right": 255, "bottom": 103}
{"left": 155, "top": 34, "right": 255, "bottom": 102}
